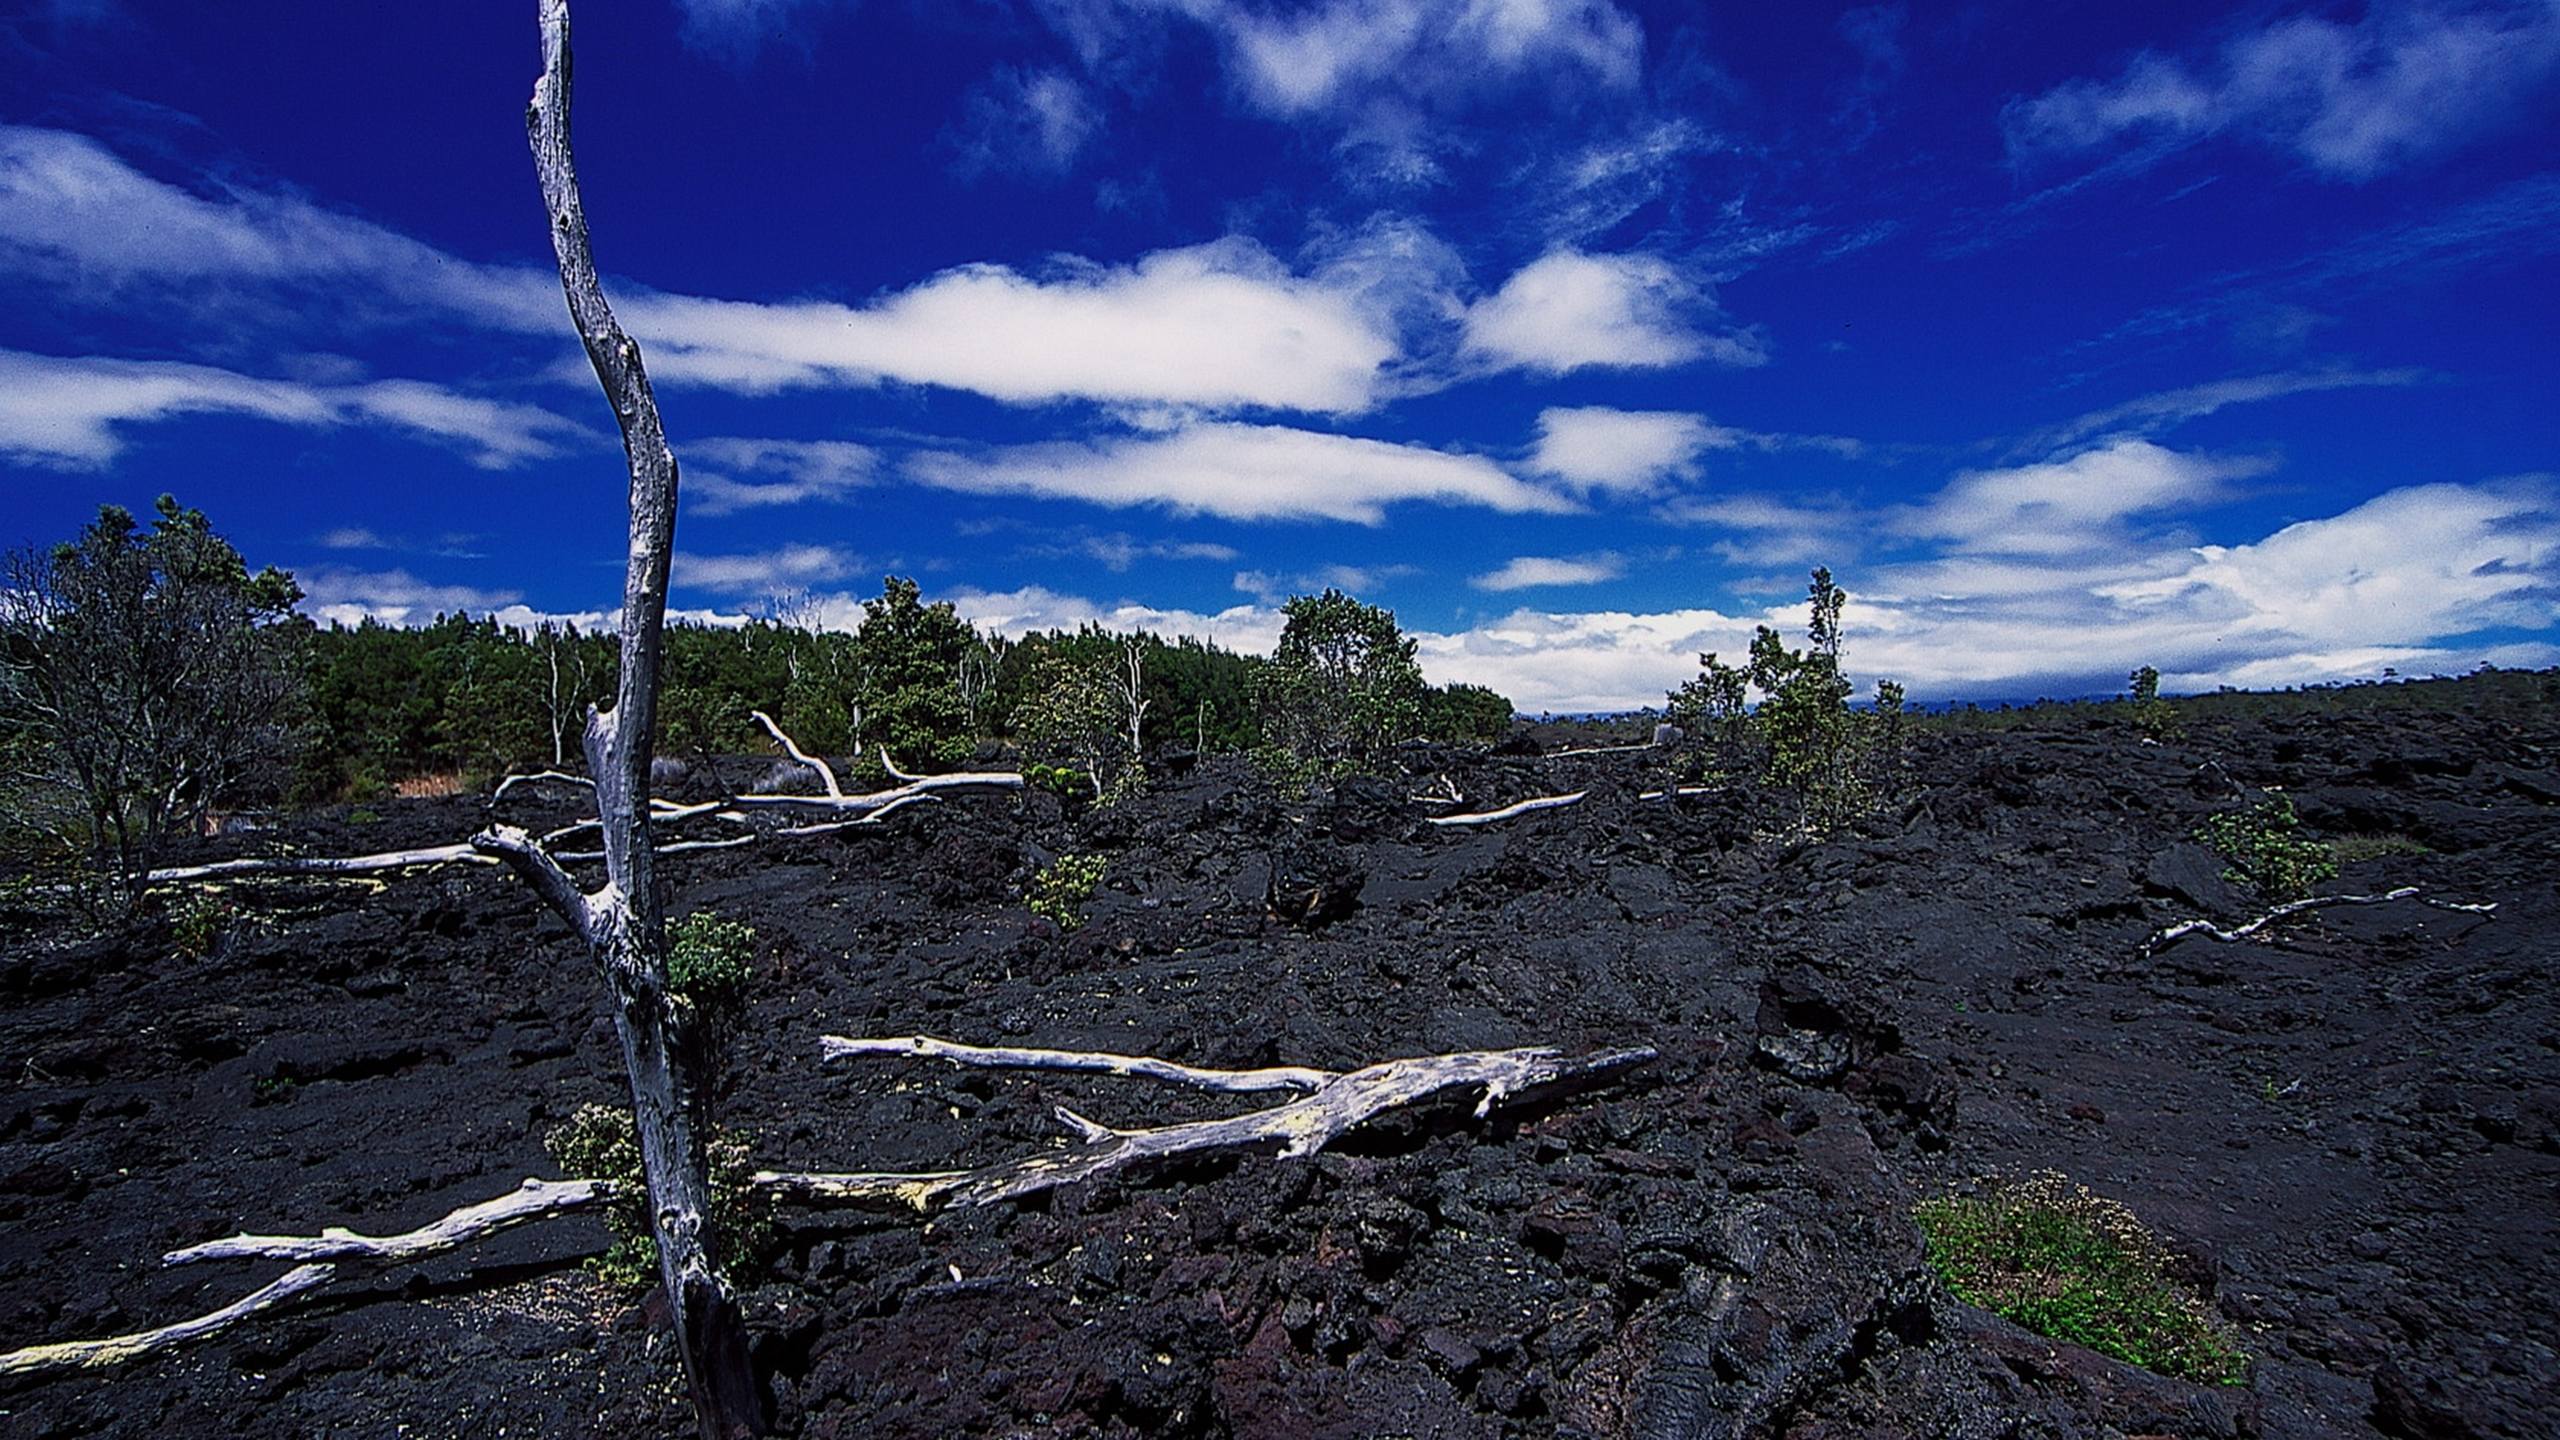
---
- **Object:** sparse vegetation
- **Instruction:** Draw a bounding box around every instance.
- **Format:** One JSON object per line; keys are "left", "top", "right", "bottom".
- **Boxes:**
{"left": 1028, "top": 852, "right": 1107, "bottom": 932}
{"left": 2127, "top": 665, "right": 2179, "bottom": 739}
{"left": 2197, "top": 793, "right": 2338, "bottom": 901}
{"left": 168, "top": 891, "right": 236, "bottom": 959}
{"left": 1255, "top": 589, "right": 1429, "bottom": 777}
{"left": 1917, "top": 1173, "right": 2249, "bottom": 1386}
{"left": 544, "top": 1104, "right": 772, "bottom": 1292}
{"left": 666, "top": 910, "right": 758, "bottom": 1058}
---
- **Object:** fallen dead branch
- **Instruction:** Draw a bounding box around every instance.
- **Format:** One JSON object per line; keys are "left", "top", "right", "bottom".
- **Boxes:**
{"left": 490, "top": 769, "right": 595, "bottom": 803}
{"left": 2, "top": 1040, "right": 1649, "bottom": 1378}
{"left": 0, "top": 1265, "right": 335, "bottom": 1380}
{"left": 764, "top": 1040, "right": 1656, "bottom": 1212}
{"left": 2145, "top": 886, "right": 2498, "bottom": 954}
{"left": 164, "top": 1177, "right": 609, "bottom": 1268}
{"left": 1428, "top": 791, "right": 1587, "bottom": 826}
{"left": 1536, "top": 740, "right": 1659, "bottom": 757}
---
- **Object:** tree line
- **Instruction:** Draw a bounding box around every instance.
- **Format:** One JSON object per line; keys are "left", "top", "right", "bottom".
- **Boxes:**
{"left": 0, "top": 498, "right": 1515, "bottom": 900}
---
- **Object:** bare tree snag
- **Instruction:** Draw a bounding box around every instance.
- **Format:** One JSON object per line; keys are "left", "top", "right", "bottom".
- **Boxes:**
{"left": 762, "top": 1042, "right": 1656, "bottom": 1213}
{"left": 1428, "top": 791, "right": 1588, "bottom": 826}
{"left": 489, "top": 5, "right": 764, "bottom": 1433}
{"left": 2144, "top": 886, "right": 2498, "bottom": 955}
{"left": 165, "top": 1178, "right": 609, "bottom": 1268}
{"left": 0, "top": 1265, "right": 335, "bottom": 1380}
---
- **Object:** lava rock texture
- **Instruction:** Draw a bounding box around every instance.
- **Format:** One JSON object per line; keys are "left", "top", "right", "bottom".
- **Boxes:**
{"left": 2, "top": 689, "right": 2555, "bottom": 1438}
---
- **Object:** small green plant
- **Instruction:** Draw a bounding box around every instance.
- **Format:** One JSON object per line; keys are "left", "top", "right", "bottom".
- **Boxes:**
{"left": 169, "top": 890, "right": 236, "bottom": 958}
{"left": 666, "top": 910, "right": 757, "bottom": 1080}
{"left": 2196, "top": 794, "right": 2337, "bottom": 900}
{"left": 1023, "top": 760, "right": 1085, "bottom": 798}
{"left": 2331, "top": 832, "right": 2430, "bottom": 862}
{"left": 250, "top": 1075, "right": 296, "bottom": 1105}
{"left": 1028, "top": 852, "right": 1107, "bottom": 932}
{"left": 1916, "top": 1172, "right": 2248, "bottom": 1386}
{"left": 2128, "top": 665, "right": 2179, "bottom": 739}
{"left": 544, "top": 1103, "right": 771, "bottom": 1292}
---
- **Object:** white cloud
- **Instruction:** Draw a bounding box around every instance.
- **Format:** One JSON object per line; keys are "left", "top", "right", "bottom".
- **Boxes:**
{"left": 1470, "top": 554, "right": 1625, "bottom": 591}
{"left": 1462, "top": 250, "right": 1759, "bottom": 374}
{"left": 1225, "top": 0, "right": 1642, "bottom": 115}
{"left": 2006, "top": 2, "right": 2560, "bottom": 180}
{"left": 0, "top": 348, "right": 587, "bottom": 470}
{"left": 906, "top": 420, "right": 1576, "bottom": 524}
{"left": 671, "top": 545, "right": 865, "bottom": 596}
{"left": 2034, "top": 367, "right": 2428, "bottom": 449}
{"left": 0, "top": 126, "right": 555, "bottom": 331}
{"left": 296, "top": 567, "right": 526, "bottom": 630}
{"left": 946, "top": 583, "right": 1290, "bottom": 654}
{"left": 626, "top": 238, "right": 1400, "bottom": 413}
{"left": 684, "top": 436, "right": 878, "bottom": 516}
{"left": 953, "top": 68, "right": 1102, "bottom": 179}
{"left": 1528, "top": 406, "right": 1719, "bottom": 493}
{"left": 1232, "top": 562, "right": 1417, "bottom": 602}
{"left": 1899, "top": 439, "right": 2270, "bottom": 556}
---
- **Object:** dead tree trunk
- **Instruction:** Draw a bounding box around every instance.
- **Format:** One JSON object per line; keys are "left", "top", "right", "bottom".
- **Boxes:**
{"left": 470, "top": 4, "right": 764, "bottom": 1435}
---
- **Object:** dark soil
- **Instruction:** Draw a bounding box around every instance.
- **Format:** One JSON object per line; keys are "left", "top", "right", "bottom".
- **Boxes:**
{"left": 4, "top": 685, "right": 2557, "bottom": 1438}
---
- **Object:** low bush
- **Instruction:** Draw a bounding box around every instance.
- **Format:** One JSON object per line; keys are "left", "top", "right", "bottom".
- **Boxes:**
{"left": 1028, "top": 852, "right": 1107, "bottom": 932}
{"left": 1916, "top": 1172, "right": 2248, "bottom": 1386}
{"left": 543, "top": 1103, "right": 771, "bottom": 1292}
{"left": 2196, "top": 794, "right": 2337, "bottom": 900}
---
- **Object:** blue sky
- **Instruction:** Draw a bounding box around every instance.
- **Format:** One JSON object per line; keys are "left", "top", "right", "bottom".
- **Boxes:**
{"left": 3, "top": 0, "right": 2555, "bottom": 711}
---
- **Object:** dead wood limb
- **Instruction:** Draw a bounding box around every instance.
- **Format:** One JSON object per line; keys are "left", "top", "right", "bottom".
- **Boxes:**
{"left": 146, "top": 844, "right": 497, "bottom": 884}
{"left": 2145, "top": 887, "right": 2499, "bottom": 954}
{"left": 1428, "top": 791, "right": 1588, "bottom": 826}
{"left": 1637, "top": 785, "right": 1714, "bottom": 801}
{"left": 1537, "top": 741, "right": 1657, "bottom": 757}
{"left": 764, "top": 1044, "right": 1656, "bottom": 1213}
{"left": 1408, "top": 775, "right": 1465, "bottom": 806}
{"left": 491, "top": 770, "right": 595, "bottom": 803}
{"left": 0, "top": 1265, "right": 335, "bottom": 1380}
{"left": 165, "top": 1178, "right": 609, "bottom": 1267}
{"left": 821, "top": 1033, "right": 1333, "bottom": 1094}
{"left": 750, "top": 711, "right": 842, "bottom": 798}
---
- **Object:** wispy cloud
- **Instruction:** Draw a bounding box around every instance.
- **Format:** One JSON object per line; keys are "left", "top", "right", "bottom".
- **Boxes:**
{"left": 951, "top": 67, "right": 1102, "bottom": 180}
{"left": 672, "top": 544, "right": 865, "bottom": 596}
{"left": 1899, "top": 439, "right": 2268, "bottom": 558}
{"left": 1232, "top": 563, "right": 1418, "bottom": 603}
{"left": 0, "top": 348, "right": 588, "bottom": 469}
{"left": 2030, "top": 366, "right": 2428, "bottom": 451}
{"left": 2005, "top": 2, "right": 2560, "bottom": 180}
{"left": 683, "top": 436, "right": 878, "bottom": 516}
{"left": 905, "top": 420, "right": 1575, "bottom": 525}
{"left": 1470, "top": 553, "right": 1625, "bottom": 591}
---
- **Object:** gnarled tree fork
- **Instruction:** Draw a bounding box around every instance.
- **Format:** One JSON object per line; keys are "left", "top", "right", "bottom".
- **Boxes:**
{"left": 468, "top": 2, "right": 765, "bottom": 1433}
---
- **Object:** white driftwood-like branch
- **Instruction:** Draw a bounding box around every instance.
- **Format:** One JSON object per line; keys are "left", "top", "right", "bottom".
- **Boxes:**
{"left": 1538, "top": 741, "right": 1657, "bottom": 757}
{"left": 1637, "top": 785, "right": 1715, "bottom": 801}
{"left": 0, "top": 1265, "right": 335, "bottom": 1380}
{"left": 751, "top": 710, "right": 842, "bottom": 798}
{"left": 146, "top": 844, "right": 496, "bottom": 884}
{"left": 1408, "top": 775, "right": 1465, "bottom": 807}
{"left": 1428, "top": 791, "right": 1588, "bottom": 827}
{"left": 491, "top": 770, "right": 595, "bottom": 803}
{"left": 763, "top": 1043, "right": 1655, "bottom": 1213}
{"left": 164, "top": 1177, "right": 609, "bottom": 1268}
{"left": 822, "top": 1033, "right": 1334, "bottom": 1094}
{"left": 2145, "top": 886, "right": 2499, "bottom": 954}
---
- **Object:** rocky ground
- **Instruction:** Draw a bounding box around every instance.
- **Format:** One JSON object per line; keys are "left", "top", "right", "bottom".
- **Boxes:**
{"left": 2, "top": 676, "right": 2555, "bottom": 1438}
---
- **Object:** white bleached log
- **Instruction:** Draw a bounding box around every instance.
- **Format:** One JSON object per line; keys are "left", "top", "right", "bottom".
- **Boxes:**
{"left": 146, "top": 844, "right": 496, "bottom": 884}
{"left": 491, "top": 770, "right": 595, "bottom": 803}
{"left": 751, "top": 710, "right": 842, "bottom": 798}
{"left": 164, "top": 1177, "right": 609, "bottom": 1267}
{"left": 1427, "top": 791, "right": 1588, "bottom": 826}
{"left": 2145, "top": 886, "right": 2499, "bottom": 954}
{"left": 0, "top": 1265, "right": 335, "bottom": 1379}
{"left": 763, "top": 1043, "right": 1655, "bottom": 1213}
{"left": 822, "top": 1033, "right": 1334, "bottom": 1094}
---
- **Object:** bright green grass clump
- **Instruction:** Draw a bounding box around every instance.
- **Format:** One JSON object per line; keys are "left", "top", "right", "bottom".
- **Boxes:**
{"left": 1916, "top": 1173, "right": 2249, "bottom": 1386}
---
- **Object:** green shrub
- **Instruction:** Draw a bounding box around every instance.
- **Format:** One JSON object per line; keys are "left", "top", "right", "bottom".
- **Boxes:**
{"left": 2128, "top": 666, "right": 2179, "bottom": 739}
{"left": 1917, "top": 1173, "right": 2248, "bottom": 1386}
{"left": 169, "top": 890, "right": 236, "bottom": 959}
{"left": 544, "top": 1103, "right": 771, "bottom": 1292}
{"left": 665, "top": 910, "right": 757, "bottom": 1070}
{"left": 2196, "top": 794, "right": 2337, "bottom": 900}
{"left": 1254, "top": 589, "right": 1427, "bottom": 773}
{"left": 1028, "top": 852, "right": 1107, "bottom": 932}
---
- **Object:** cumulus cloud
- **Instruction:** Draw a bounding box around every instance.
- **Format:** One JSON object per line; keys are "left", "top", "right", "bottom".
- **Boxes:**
{"left": 2005, "top": 2, "right": 2560, "bottom": 180}
{"left": 1470, "top": 554, "right": 1626, "bottom": 591}
{"left": 296, "top": 567, "right": 527, "bottom": 630}
{"left": 1232, "top": 563, "right": 1416, "bottom": 603}
{"left": 1461, "top": 250, "right": 1761, "bottom": 374}
{"left": 626, "top": 238, "right": 1400, "bottom": 413}
{"left": 905, "top": 420, "right": 1575, "bottom": 524}
{"left": 1528, "top": 406, "right": 1719, "bottom": 493}
{"left": 0, "top": 348, "right": 587, "bottom": 469}
{"left": 683, "top": 436, "right": 878, "bottom": 516}
{"left": 946, "top": 583, "right": 1289, "bottom": 655}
